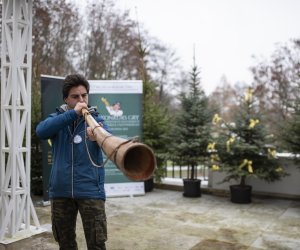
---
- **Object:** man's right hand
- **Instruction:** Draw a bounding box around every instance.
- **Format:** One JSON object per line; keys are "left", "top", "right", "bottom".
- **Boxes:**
{"left": 74, "top": 102, "right": 88, "bottom": 115}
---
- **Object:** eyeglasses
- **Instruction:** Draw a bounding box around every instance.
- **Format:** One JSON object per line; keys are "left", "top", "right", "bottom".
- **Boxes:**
{"left": 68, "top": 93, "right": 88, "bottom": 99}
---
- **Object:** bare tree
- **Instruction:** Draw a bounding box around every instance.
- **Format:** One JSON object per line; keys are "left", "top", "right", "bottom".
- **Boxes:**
{"left": 32, "top": 0, "right": 81, "bottom": 80}
{"left": 250, "top": 39, "right": 300, "bottom": 136}
{"left": 208, "top": 76, "right": 241, "bottom": 122}
{"left": 146, "top": 39, "right": 182, "bottom": 103}
{"left": 78, "top": 0, "right": 140, "bottom": 79}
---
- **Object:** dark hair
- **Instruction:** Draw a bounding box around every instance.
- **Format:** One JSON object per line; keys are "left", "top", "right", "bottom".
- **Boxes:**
{"left": 62, "top": 74, "right": 90, "bottom": 99}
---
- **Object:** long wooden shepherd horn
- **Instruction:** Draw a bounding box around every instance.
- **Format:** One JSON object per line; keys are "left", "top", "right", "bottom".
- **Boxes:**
{"left": 82, "top": 108, "right": 156, "bottom": 181}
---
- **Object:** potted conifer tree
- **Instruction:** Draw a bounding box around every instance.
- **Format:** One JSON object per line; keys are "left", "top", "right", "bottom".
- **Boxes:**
{"left": 170, "top": 60, "right": 212, "bottom": 197}
{"left": 208, "top": 87, "right": 288, "bottom": 203}
{"left": 143, "top": 100, "right": 171, "bottom": 191}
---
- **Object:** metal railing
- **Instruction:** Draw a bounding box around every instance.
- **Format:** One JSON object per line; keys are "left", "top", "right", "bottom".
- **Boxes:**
{"left": 163, "top": 162, "right": 209, "bottom": 181}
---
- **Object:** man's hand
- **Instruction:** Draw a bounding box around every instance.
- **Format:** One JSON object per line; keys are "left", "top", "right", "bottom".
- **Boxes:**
{"left": 74, "top": 102, "right": 88, "bottom": 115}
{"left": 86, "top": 122, "right": 103, "bottom": 141}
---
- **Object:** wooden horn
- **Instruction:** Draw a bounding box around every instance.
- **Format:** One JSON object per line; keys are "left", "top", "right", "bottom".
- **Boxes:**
{"left": 82, "top": 108, "right": 156, "bottom": 181}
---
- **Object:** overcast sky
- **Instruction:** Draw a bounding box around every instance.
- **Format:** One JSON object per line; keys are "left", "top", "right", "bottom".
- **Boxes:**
{"left": 116, "top": 0, "right": 300, "bottom": 94}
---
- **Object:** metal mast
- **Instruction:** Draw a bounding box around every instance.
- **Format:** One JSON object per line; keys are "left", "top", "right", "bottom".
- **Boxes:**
{"left": 0, "top": 0, "right": 42, "bottom": 242}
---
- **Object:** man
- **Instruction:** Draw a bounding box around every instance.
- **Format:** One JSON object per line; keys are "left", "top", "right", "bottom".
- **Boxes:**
{"left": 36, "top": 74, "right": 110, "bottom": 250}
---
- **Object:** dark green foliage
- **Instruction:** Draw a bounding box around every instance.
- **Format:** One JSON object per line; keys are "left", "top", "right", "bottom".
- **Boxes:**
{"left": 169, "top": 65, "right": 212, "bottom": 180}
{"left": 284, "top": 110, "right": 300, "bottom": 154}
{"left": 143, "top": 99, "right": 171, "bottom": 182}
{"left": 281, "top": 96, "right": 300, "bottom": 166}
{"left": 210, "top": 88, "right": 288, "bottom": 186}
{"left": 138, "top": 37, "right": 172, "bottom": 183}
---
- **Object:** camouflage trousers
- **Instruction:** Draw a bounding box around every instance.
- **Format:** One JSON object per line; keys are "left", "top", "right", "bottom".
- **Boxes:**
{"left": 51, "top": 198, "right": 107, "bottom": 250}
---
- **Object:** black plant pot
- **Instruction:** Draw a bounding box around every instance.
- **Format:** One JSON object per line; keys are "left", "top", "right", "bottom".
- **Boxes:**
{"left": 144, "top": 177, "right": 154, "bottom": 192}
{"left": 183, "top": 179, "right": 201, "bottom": 198}
{"left": 230, "top": 185, "right": 252, "bottom": 204}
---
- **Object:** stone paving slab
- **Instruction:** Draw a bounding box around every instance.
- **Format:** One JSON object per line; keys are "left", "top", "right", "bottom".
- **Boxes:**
{"left": 1, "top": 189, "right": 300, "bottom": 250}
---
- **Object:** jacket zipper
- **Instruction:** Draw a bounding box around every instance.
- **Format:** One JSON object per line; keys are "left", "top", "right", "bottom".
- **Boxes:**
{"left": 71, "top": 141, "right": 74, "bottom": 198}
{"left": 68, "top": 125, "right": 74, "bottom": 198}
{"left": 70, "top": 118, "right": 84, "bottom": 198}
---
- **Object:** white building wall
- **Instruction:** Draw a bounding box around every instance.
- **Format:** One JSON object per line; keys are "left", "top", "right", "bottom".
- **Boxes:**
{"left": 208, "top": 156, "right": 300, "bottom": 198}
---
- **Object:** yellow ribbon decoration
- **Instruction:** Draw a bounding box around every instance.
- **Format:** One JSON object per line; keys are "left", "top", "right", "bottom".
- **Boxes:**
{"left": 210, "top": 154, "right": 220, "bottom": 162}
{"left": 226, "top": 137, "right": 235, "bottom": 152}
{"left": 212, "top": 113, "right": 222, "bottom": 125}
{"left": 268, "top": 148, "right": 277, "bottom": 158}
{"left": 249, "top": 119, "right": 259, "bottom": 129}
{"left": 245, "top": 87, "right": 254, "bottom": 102}
{"left": 207, "top": 142, "right": 216, "bottom": 152}
{"left": 212, "top": 165, "right": 220, "bottom": 171}
{"left": 248, "top": 162, "right": 253, "bottom": 173}
{"left": 239, "top": 159, "right": 253, "bottom": 173}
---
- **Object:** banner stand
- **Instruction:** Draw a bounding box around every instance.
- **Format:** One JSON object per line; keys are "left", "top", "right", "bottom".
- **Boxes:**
{"left": 41, "top": 75, "right": 145, "bottom": 201}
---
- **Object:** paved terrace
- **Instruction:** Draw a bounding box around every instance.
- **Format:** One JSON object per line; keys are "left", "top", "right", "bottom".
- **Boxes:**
{"left": 1, "top": 189, "right": 300, "bottom": 250}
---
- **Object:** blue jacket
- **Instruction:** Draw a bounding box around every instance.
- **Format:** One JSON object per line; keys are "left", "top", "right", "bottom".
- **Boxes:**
{"left": 36, "top": 105, "right": 111, "bottom": 200}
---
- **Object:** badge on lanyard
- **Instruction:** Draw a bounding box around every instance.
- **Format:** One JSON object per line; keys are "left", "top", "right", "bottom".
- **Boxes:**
{"left": 73, "top": 134, "right": 82, "bottom": 144}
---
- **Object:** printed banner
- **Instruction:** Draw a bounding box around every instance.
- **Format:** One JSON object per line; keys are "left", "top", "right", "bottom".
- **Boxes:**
{"left": 40, "top": 76, "right": 144, "bottom": 201}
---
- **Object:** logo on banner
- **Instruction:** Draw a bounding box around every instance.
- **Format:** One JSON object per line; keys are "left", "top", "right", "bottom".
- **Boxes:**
{"left": 101, "top": 97, "right": 123, "bottom": 117}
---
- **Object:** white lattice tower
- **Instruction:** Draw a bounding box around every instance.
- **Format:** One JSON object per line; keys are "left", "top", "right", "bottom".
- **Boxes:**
{"left": 0, "top": 0, "right": 41, "bottom": 242}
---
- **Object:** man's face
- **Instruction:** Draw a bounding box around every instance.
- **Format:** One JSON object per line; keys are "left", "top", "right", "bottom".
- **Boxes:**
{"left": 64, "top": 85, "right": 88, "bottom": 109}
